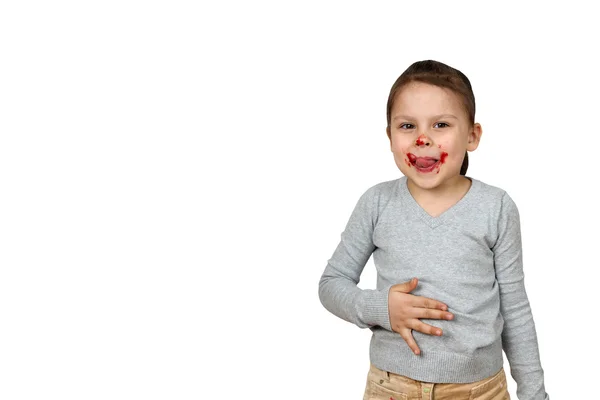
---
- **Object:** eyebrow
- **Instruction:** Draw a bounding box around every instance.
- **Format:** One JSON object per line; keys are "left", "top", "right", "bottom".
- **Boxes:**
{"left": 392, "top": 114, "right": 459, "bottom": 121}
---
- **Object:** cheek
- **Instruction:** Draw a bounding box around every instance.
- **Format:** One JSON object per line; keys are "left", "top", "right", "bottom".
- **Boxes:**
{"left": 391, "top": 145, "right": 411, "bottom": 167}
{"left": 439, "top": 151, "right": 449, "bottom": 164}
{"left": 436, "top": 145, "right": 457, "bottom": 165}
{"left": 399, "top": 148, "right": 413, "bottom": 168}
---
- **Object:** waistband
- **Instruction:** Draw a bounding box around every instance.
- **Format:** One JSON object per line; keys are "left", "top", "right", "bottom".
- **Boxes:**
{"left": 368, "top": 362, "right": 507, "bottom": 397}
{"left": 369, "top": 333, "right": 504, "bottom": 383}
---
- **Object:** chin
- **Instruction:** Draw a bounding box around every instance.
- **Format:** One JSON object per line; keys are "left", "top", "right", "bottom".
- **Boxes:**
{"left": 402, "top": 166, "right": 452, "bottom": 184}
{"left": 410, "top": 178, "right": 441, "bottom": 190}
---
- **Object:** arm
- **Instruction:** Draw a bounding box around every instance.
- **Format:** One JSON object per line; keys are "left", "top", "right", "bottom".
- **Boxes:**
{"left": 493, "top": 192, "right": 550, "bottom": 400}
{"left": 318, "top": 187, "right": 393, "bottom": 331}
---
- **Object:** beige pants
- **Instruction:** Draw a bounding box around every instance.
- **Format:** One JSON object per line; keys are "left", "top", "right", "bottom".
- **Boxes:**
{"left": 363, "top": 363, "right": 510, "bottom": 400}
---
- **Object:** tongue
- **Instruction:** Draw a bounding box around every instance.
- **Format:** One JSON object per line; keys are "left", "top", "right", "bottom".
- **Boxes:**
{"left": 415, "top": 158, "right": 437, "bottom": 168}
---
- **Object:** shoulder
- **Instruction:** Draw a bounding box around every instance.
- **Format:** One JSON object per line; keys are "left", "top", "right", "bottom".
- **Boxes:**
{"left": 471, "top": 177, "right": 520, "bottom": 217}
{"left": 472, "top": 178, "right": 517, "bottom": 203}
{"left": 350, "top": 178, "right": 402, "bottom": 222}
{"left": 358, "top": 177, "right": 401, "bottom": 203}
{"left": 472, "top": 177, "right": 505, "bottom": 199}
{"left": 367, "top": 177, "right": 400, "bottom": 194}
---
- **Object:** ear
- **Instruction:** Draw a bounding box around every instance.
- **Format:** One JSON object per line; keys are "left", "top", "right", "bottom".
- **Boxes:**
{"left": 386, "top": 126, "right": 392, "bottom": 150}
{"left": 466, "top": 123, "right": 482, "bottom": 151}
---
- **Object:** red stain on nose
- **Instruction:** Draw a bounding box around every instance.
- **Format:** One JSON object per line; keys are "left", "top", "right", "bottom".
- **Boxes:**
{"left": 416, "top": 134, "right": 428, "bottom": 146}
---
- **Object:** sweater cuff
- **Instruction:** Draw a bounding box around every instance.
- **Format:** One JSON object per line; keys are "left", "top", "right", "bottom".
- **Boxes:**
{"left": 356, "top": 285, "right": 393, "bottom": 331}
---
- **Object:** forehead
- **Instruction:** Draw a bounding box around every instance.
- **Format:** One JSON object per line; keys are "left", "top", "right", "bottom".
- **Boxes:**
{"left": 392, "top": 82, "right": 463, "bottom": 114}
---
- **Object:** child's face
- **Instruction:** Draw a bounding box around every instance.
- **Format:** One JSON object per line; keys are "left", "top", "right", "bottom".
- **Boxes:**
{"left": 386, "top": 82, "right": 481, "bottom": 189}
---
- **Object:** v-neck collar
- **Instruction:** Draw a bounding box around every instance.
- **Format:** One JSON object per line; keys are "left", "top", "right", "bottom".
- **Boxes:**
{"left": 398, "top": 175, "right": 481, "bottom": 229}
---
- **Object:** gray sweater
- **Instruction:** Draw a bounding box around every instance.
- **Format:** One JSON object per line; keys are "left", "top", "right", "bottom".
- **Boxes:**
{"left": 318, "top": 176, "right": 549, "bottom": 400}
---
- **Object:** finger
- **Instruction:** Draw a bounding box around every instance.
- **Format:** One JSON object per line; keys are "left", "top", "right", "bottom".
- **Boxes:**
{"left": 414, "top": 296, "right": 448, "bottom": 311}
{"left": 413, "top": 307, "right": 454, "bottom": 321}
{"left": 399, "top": 328, "right": 421, "bottom": 355}
{"left": 410, "top": 319, "right": 443, "bottom": 336}
{"left": 390, "top": 277, "right": 418, "bottom": 294}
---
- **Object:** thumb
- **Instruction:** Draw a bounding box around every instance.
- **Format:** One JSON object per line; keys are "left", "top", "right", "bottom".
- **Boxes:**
{"left": 391, "top": 277, "right": 418, "bottom": 293}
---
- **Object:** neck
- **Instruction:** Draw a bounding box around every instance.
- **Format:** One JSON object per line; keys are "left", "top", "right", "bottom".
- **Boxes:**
{"left": 407, "top": 175, "right": 471, "bottom": 200}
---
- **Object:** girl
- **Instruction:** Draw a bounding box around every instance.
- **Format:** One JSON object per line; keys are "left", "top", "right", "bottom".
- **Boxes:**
{"left": 318, "top": 60, "right": 549, "bottom": 400}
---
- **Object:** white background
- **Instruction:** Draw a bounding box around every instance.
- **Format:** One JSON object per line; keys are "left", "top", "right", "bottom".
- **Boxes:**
{"left": 1, "top": 1, "right": 598, "bottom": 399}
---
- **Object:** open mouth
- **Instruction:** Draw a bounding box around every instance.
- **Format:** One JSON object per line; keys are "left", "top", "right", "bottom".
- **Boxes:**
{"left": 407, "top": 155, "right": 440, "bottom": 172}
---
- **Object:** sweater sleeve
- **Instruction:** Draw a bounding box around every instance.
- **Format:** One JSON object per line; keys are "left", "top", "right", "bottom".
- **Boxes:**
{"left": 493, "top": 192, "right": 549, "bottom": 400}
{"left": 318, "top": 186, "right": 393, "bottom": 331}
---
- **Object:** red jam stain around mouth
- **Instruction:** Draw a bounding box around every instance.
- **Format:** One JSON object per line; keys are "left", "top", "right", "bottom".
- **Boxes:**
{"left": 439, "top": 152, "right": 448, "bottom": 163}
{"left": 406, "top": 151, "right": 449, "bottom": 173}
{"left": 436, "top": 151, "right": 449, "bottom": 173}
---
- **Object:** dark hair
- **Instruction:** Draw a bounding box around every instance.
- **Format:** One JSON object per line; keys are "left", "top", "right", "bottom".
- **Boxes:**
{"left": 386, "top": 60, "right": 475, "bottom": 176}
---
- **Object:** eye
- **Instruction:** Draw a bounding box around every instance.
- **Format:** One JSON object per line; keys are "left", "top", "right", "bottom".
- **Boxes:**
{"left": 434, "top": 122, "right": 449, "bottom": 128}
{"left": 398, "top": 123, "right": 415, "bottom": 130}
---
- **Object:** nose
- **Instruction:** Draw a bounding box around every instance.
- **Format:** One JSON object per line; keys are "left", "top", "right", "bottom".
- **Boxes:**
{"left": 415, "top": 134, "right": 432, "bottom": 147}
